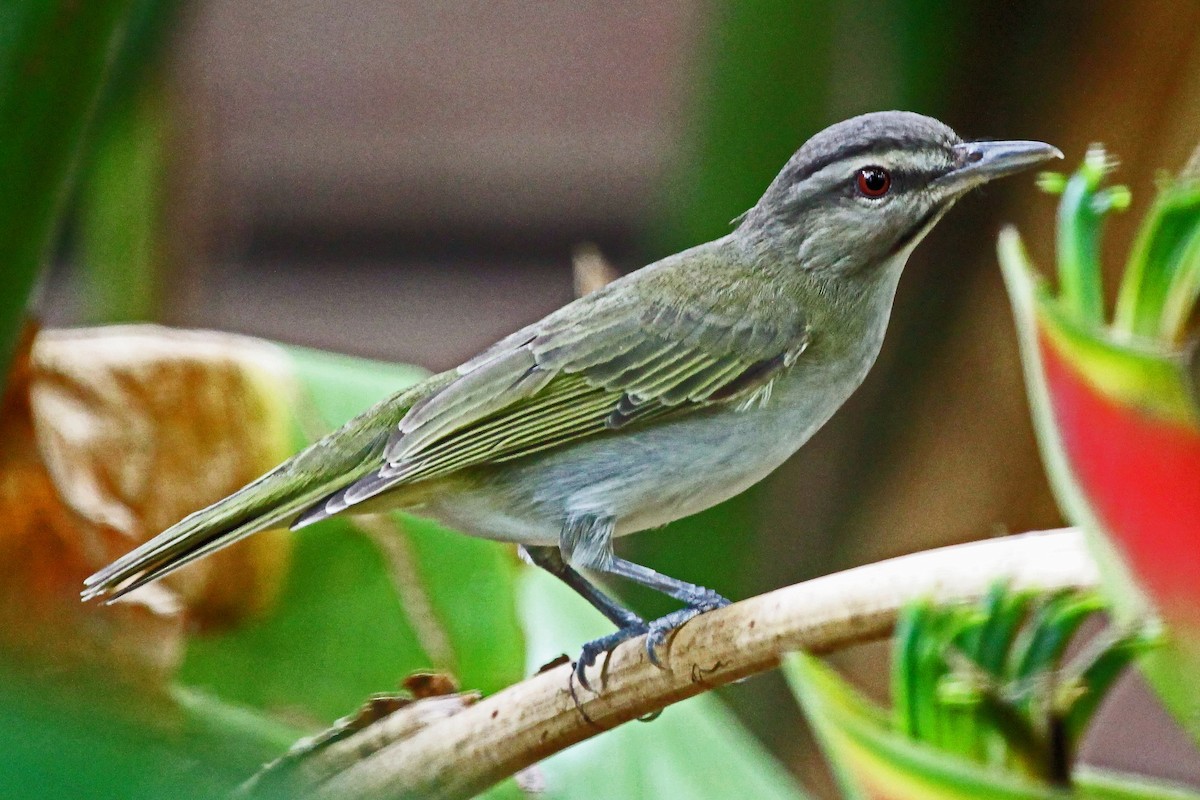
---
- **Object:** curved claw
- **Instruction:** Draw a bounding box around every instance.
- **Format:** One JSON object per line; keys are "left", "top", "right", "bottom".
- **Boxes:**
{"left": 644, "top": 593, "right": 731, "bottom": 668}
{"left": 573, "top": 592, "right": 732, "bottom": 691}
{"left": 644, "top": 608, "right": 699, "bottom": 667}
{"left": 574, "top": 623, "right": 648, "bottom": 692}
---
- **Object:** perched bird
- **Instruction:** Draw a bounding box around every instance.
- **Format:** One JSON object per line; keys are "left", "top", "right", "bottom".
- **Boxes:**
{"left": 83, "top": 111, "right": 1060, "bottom": 686}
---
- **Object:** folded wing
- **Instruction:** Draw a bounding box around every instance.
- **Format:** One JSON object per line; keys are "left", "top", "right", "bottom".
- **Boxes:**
{"left": 295, "top": 273, "right": 810, "bottom": 526}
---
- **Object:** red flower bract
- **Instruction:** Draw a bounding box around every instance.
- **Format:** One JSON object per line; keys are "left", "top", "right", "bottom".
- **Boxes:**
{"left": 1040, "top": 329, "right": 1200, "bottom": 629}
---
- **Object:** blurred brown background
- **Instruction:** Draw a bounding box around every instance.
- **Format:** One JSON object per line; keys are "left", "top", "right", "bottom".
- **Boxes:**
{"left": 41, "top": 0, "right": 1200, "bottom": 791}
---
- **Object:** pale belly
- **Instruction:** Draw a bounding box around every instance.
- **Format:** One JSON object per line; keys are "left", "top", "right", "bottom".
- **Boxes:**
{"left": 414, "top": 357, "right": 864, "bottom": 546}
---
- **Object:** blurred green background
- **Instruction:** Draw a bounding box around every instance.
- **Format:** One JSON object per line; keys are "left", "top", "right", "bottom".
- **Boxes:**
{"left": 3, "top": 1, "right": 1199, "bottom": 797}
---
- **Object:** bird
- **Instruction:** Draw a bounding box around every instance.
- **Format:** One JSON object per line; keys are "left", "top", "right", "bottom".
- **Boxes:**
{"left": 83, "top": 111, "right": 1061, "bottom": 688}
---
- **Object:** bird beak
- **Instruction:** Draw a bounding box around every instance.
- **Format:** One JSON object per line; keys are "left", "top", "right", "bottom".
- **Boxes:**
{"left": 939, "top": 140, "right": 1064, "bottom": 190}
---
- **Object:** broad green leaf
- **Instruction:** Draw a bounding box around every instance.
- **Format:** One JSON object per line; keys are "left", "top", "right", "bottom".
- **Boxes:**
{"left": 288, "top": 345, "right": 525, "bottom": 695}
{"left": 281, "top": 344, "right": 427, "bottom": 433}
{"left": 519, "top": 568, "right": 810, "bottom": 800}
{"left": 78, "top": 77, "right": 171, "bottom": 324}
{"left": 179, "top": 515, "right": 435, "bottom": 723}
{"left": 73, "top": 0, "right": 186, "bottom": 324}
{"left": 0, "top": 663, "right": 297, "bottom": 800}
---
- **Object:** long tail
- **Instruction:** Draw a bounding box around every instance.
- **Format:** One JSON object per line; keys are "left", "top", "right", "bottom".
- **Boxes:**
{"left": 82, "top": 371, "right": 449, "bottom": 603}
{"left": 80, "top": 463, "right": 354, "bottom": 603}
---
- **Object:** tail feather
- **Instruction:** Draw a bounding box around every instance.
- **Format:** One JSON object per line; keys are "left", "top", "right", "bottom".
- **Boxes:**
{"left": 81, "top": 468, "right": 348, "bottom": 603}
{"left": 81, "top": 369, "right": 445, "bottom": 603}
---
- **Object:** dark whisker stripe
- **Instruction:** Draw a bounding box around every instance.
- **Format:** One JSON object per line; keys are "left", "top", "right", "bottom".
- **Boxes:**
{"left": 887, "top": 204, "right": 943, "bottom": 257}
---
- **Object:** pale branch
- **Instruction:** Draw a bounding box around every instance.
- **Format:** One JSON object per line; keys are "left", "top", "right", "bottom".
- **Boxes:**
{"left": 283, "top": 528, "right": 1097, "bottom": 800}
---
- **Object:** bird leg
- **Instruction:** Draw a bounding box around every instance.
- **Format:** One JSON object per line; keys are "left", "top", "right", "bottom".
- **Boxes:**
{"left": 555, "top": 514, "right": 730, "bottom": 690}
{"left": 599, "top": 556, "right": 730, "bottom": 667}
{"left": 518, "top": 544, "right": 644, "bottom": 630}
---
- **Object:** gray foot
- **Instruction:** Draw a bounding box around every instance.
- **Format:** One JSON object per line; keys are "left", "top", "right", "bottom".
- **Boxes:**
{"left": 575, "top": 622, "right": 649, "bottom": 691}
{"left": 574, "top": 591, "right": 730, "bottom": 691}
{"left": 644, "top": 592, "right": 730, "bottom": 667}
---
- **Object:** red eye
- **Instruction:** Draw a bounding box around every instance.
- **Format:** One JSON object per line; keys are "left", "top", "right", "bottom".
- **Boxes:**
{"left": 856, "top": 166, "right": 892, "bottom": 198}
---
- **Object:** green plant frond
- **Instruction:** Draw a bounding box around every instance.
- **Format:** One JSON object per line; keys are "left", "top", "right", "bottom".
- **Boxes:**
{"left": 0, "top": 1, "right": 137, "bottom": 391}
{"left": 974, "top": 585, "right": 1038, "bottom": 675}
{"left": 789, "top": 652, "right": 1058, "bottom": 800}
{"left": 1159, "top": 225, "right": 1200, "bottom": 342}
{"left": 1041, "top": 145, "right": 1200, "bottom": 349}
{"left": 893, "top": 600, "right": 933, "bottom": 740}
{"left": 1058, "top": 625, "right": 1161, "bottom": 742}
{"left": 1010, "top": 592, "right": 1105, "bottom": 686}
{"left": 1054, "top": 145, "right": 1126, "bottom": 324}
{"left": 1115, "top": 176, "right": 1200, "bottom": 338}
{"left": 800, "top": 586, "right": 1161, "bottom": 797}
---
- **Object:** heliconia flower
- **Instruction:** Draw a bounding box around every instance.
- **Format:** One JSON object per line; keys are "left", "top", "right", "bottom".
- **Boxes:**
{"left": 998, "top": 145, "right": 1200, "bottom": 745}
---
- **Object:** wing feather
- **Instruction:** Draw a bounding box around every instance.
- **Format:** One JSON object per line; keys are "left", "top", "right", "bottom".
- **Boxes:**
{"left": 308, "top": 267, "right": 811, "bottom": 518}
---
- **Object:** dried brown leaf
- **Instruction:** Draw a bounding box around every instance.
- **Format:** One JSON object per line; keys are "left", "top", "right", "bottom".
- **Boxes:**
{"left": 29, "top": 325, "right": 299, "bottom": 627}
{"left": 0, "top": 324, "right": 183, "bottom": 686}
{"left": 0, "top": 324, "right": 309, "bottom": 689}
{"left": 403, "top": 671, "right": 460, "bottom": 699}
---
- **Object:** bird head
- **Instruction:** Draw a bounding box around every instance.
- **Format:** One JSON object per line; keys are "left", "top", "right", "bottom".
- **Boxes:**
{"left": 741, "top": 111, "right": 1062, "bottom": 276}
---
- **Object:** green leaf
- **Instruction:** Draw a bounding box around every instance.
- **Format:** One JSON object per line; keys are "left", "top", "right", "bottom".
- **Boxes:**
{"left": 1159, "top": 226, "right": 1200, "bottom": 342}
{"left": 77, "top": 76, "right": 170, "bottom": 323}
{"left": 975, "top": 586, "right": 1035, "bottom": 675}
{"left": 520, "top": 568, "right": 810, "bottom": 800}
{"left": 1054, "top": 147, "right": 1122, "bottom": 324}
{"left": 788, "top": 651, "right": 1062, "bottom": 800}
{"left": 180, "top": 347, "right": 524, "bottom": 722}
{"left": 1115, "top": 179, "right": 1200, "bottom": 339}
{"left": 1077, "top": 769, "right": 1200, "bottom": 800}
{"left": 172, "top": 686, "right": 305, "bottom": 770}
{"left": 0, "top": 0, "right": 135, "bottom": 390}
{"left": 179, "top": 515, "right": 434, "bottom": 722}
{"left": 74, "top": 0, "right": 185, "bottom": 324}
{"left": 893, "top": 601, "right": 933, "bottom": 740}
{"left": 0, "top": 663, "right": 297, "bottom": 800}
{"left": 1010, "top": 592, "right": 1103, "bottom": 683}
{"left": 1059, "top": 627, "right": 1158, "bottom": 742}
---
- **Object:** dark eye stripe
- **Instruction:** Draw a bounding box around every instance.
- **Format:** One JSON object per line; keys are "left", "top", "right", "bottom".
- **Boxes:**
{"left": 838, "top": 167, "right": 945, "bottom": 198}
